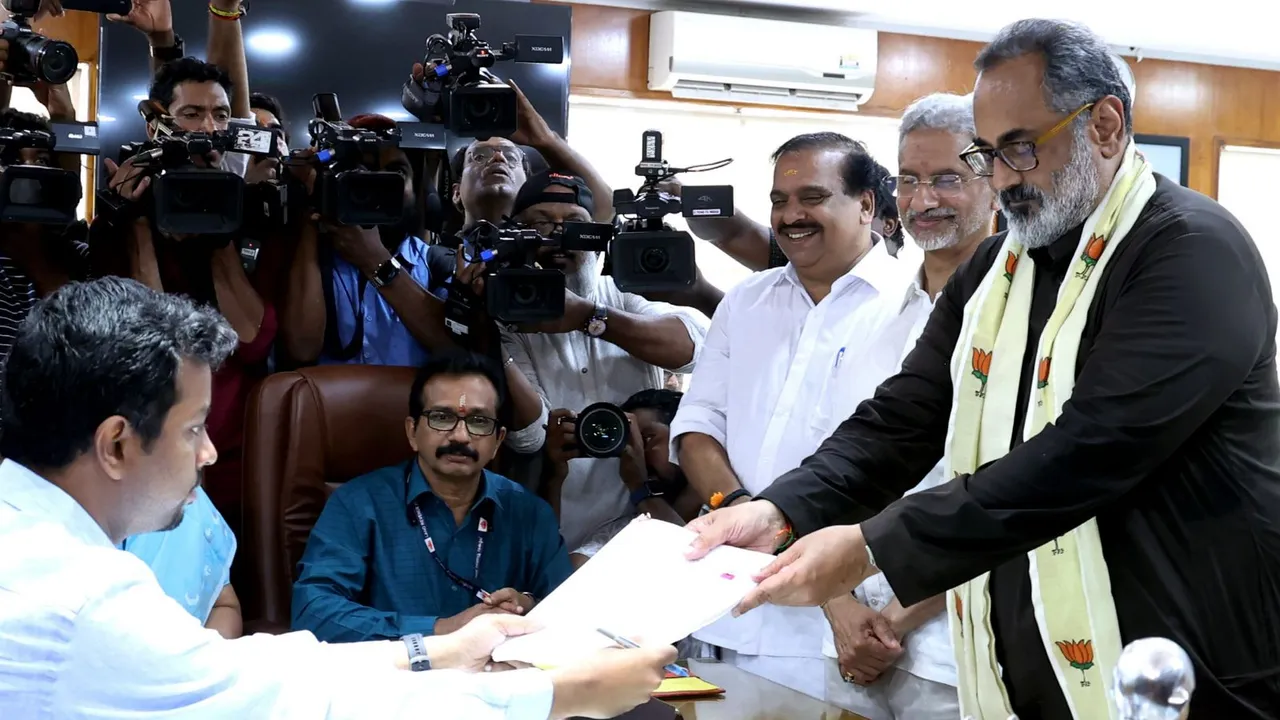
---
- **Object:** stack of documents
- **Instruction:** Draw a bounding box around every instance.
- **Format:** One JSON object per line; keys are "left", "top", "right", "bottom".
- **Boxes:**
{"left": 491, "top": 517, "right": 774, "bottom": 668}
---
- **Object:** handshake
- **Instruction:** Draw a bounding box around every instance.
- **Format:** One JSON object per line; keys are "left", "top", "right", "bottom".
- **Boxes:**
{"left": 431, "top": 612, "right": 677, "bottom": 719}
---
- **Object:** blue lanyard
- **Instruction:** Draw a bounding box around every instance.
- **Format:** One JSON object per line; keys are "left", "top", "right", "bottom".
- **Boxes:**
{"left": 405, "top": 463, "right": 493, "bottom": 602}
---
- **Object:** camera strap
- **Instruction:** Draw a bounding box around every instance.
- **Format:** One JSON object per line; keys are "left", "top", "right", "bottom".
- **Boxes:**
{"left": 403, "top": 461, "right": 494, "bottom": 602}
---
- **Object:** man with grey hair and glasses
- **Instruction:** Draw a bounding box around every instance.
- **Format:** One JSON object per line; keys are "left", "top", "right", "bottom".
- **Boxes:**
{"left": 688, "top": 17, "right": 1280, "bottom": 720}
{"left": 820, "top": 91, "right": 995, "bottom": 720}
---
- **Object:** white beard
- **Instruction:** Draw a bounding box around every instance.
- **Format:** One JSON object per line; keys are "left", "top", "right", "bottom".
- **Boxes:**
{"left": 909, "top": 207, "right": 992, "bottom": 252}
{"left": 1001, "top": 125, "right": 1102, "bottom": 249}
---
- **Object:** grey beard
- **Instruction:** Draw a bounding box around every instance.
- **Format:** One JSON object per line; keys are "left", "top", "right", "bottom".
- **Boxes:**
{"left": 1003, "top": 124, "right": 1102, "bottom": 250}
{"left": 911, "top": 207, "right": 992, "bottom": 252}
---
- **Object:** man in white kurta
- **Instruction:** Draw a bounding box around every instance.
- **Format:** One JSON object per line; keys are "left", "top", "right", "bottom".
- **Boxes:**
{"left": 669, "top": 132, "right": 918, "bottom": 699}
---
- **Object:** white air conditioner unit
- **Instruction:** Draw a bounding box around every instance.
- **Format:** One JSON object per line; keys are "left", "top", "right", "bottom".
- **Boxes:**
{"left": 648, "top": 11, "right": 877, "bottom": 112}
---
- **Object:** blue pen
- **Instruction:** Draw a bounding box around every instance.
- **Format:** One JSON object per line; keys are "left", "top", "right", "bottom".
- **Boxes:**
{"left": 834, "top": 346, "right": 846, "bottom": 369}
{"left": 596, "top": 628, "right": 689, "bottom": 677}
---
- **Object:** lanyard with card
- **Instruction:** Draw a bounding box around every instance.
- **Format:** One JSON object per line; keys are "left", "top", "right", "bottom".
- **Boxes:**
{"left": 404, "top": 462, "right": 493, "bottom": 602}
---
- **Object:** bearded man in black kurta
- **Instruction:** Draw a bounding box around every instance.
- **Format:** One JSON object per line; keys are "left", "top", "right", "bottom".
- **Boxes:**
{"left": 686, "top": 18, "right": 1280, "bottom": 720}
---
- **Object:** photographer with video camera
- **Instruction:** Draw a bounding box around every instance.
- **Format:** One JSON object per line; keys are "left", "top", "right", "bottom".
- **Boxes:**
{"left": 453, "top": 169, "right": 707, "bottom": 552}
{"left": 91, "top": 58, "right": 275, "bottom": 534}
{"left": 0, "top": 106, "right": 89, "bottom": 401}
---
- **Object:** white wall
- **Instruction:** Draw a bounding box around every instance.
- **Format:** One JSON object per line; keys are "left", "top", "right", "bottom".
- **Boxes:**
{"left": 1217, "top": 144, "right": 1280, "bottom": 349}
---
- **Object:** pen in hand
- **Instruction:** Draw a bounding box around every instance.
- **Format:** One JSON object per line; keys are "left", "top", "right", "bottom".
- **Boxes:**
{"left": 596, "top": 628, "right": 689, "bottom": 677}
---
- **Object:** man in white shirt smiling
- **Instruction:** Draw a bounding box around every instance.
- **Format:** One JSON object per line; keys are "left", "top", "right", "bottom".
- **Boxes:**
{"left": 669, "top": 132, "right": 917, "bottom": 699}
{"left": 0, "top": 277, "right": 673, "bottom": 720}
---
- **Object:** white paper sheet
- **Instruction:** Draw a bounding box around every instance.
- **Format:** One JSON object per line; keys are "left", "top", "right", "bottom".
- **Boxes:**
{"left": 491, "top": 516, "right": 774, "bottom": 667}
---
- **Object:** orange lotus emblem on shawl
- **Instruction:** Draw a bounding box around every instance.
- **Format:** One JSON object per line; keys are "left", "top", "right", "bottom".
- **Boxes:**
{"left": 971, "top": 348, "right": 992, "bottom": 397}
{"left": 1003, "top": 250, "right": 1018, "bottom": 282}
{"left": 1056, "top": 639, "right": 1096, "bottom": 686}
{"left": 1076, "top": 233, "right": 1107, "bottom": 279}
{"left": 1037, "top": 357, "right": 1052, "bottom": 389}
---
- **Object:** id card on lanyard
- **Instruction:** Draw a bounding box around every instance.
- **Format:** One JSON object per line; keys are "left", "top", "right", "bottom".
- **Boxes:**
{"left": 407, "top": 463, "right": 494, "bottom": 603}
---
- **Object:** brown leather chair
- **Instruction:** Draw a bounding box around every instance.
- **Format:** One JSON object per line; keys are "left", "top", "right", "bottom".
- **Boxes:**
{"left": 240, "top": 365, "right": 417, "bottom": 631}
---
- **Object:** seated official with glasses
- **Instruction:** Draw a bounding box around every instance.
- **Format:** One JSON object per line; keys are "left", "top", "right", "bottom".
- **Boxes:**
{"left": 292, "top": 352, "right": 573, "bottom": 642}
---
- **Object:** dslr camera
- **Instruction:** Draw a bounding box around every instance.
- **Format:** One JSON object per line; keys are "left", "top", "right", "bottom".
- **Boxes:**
{"left": 0, "top": 123, "right": 98, "bottom": 225}
{"left": 458, "top": 216, "right": 613, "bottom": 324}
{"left": 308, "top": 92, "right": 407, "bottom": 227}
{"left": 0, "top": 0, "right": 130, "bottom": 85}
{"left": 401, "top": 12, "right": 564, "bottom": 139}
{"left": 612, "top": 130, "right": 733, "bottom": 293}
{"left": 574, "top": 402, "right": 631, "bottom": 459}
{"left": 110, "top": 108, "right": 281, "bottom": 235}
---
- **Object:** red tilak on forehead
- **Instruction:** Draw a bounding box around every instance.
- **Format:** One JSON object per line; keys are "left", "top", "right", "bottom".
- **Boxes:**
{"left": 457, "top": 393, "right": 468, "bottom": 415}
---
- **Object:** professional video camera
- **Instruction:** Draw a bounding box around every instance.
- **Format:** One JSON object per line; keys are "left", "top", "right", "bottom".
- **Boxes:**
{"left": 401, "top": 12, "right": 564, "bottom": 139}
{"left": 109, "top": 107, "right": 281, "bottom": 235}
{"left": 611, "top": 130, "right": 733, "bottom": 293}
{"left": 0, "top": 125, "right": 88, "bottom": 225}
{"left": 457, "top": 217, "right": 613, "bottom": 324}
{"left": 0, "top": 0, "right": 129, "bottom": 85}
{"left": 307, "top": 92, "right": 408, "bottom": 227}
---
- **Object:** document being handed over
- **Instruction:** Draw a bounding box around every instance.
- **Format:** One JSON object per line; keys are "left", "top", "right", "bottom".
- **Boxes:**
{"left": 490, "top": 516, "right": 774, "bottom": 668}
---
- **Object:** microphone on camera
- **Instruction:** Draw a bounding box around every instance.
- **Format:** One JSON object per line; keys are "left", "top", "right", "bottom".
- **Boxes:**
{"left": 1113, "top": 637, "right": 1195, "bottom": 719}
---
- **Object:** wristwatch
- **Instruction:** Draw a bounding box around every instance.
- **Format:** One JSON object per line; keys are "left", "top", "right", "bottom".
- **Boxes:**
{"left": 865, "top": 540, "right": 879, "bottom": 572}
{"left": 150, "top": 34, "right": 185, "bottom": 63}
{"left": 401, "top": 633, "right": 431, "bottom": 672}
{"left": 371, "top": 254, "right": 406, "bottom": 288}
{"left": 630, "top": 480, "right": 665, "bottom": 507}
{"left": 584, "top": 305, "right": 608, "bottom": 337}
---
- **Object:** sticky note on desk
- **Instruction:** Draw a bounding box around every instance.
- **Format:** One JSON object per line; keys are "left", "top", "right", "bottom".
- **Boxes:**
{"left": 653, "top": 676, "right": 725, "bottom": 699}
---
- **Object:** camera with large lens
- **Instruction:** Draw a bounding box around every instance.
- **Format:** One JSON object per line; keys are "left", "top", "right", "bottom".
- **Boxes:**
{"left": 308, "top": 93, "right": 407, "bottom": 227}
{"left": 0, "top": 125, "right": 90, "bottom": 225}
{"left": 401, "top": 12, "right": 564, "bottom": 139}
{"left": 575, "top": 402, "right": 630, "bottom": 459}
{"left": 458, "top": 215, "right": 614, "bottom": 324}
{"left": 0, "top": 0, "right": 130, "bottom": 85}
{"left": 118, "top": 118, "right": 280, "bottom": 236}
{"left": 611, "top": 130, "right": 733, "bottom": 293}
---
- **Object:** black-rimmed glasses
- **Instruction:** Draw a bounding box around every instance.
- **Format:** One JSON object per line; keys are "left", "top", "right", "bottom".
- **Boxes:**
{"left": 959, "top": 102, "right": 1094, "bottom": 177}
{"left": 421, "top": 409, "right": 499, "bottom": 437}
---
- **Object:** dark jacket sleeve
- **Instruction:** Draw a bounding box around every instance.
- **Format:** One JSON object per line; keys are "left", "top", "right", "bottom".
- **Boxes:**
{"left": 757, "top": 239, "right": 1001, "bottom": 536}
{"left": 862, "top": 223, "right": 1270, "bottom": 606}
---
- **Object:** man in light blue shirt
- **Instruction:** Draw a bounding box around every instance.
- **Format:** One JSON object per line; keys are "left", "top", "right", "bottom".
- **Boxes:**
{"left": 121, "top": 485, "right": 242, "bottom": 637}
{"left": 0, "top": 277, "right": 673, "bottom": 720}
{"left": 282, "top": 113, "right": 470, "bottom": 369}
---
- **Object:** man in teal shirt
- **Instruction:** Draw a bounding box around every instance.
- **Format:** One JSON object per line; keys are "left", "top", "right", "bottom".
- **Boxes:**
{"left": 292, "top": 352, "right": 572, "bottom": 642}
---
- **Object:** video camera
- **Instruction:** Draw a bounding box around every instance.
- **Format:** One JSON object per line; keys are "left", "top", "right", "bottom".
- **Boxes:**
{"left": 0, "top": 0, "right": 130, "bottom": 85}
{"left": 307, "top": 92, "right": 407, "bottom": 227}
{"left": 109, "top": 105, "right": 281, "bottom": 235}
{"left": 457, "top": 216, "right": 613, "bottom": 324}
{"left": 401, "top": 12, "right": 564, "bottom": 139}
{"left": 611, "top": 130, "right": 733, "bottom": 293}
{"left": 0, "top": 125, "right": 91, "bottom": 225}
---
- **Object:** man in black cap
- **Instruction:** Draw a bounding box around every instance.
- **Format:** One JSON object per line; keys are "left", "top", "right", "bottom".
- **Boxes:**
{"left": 494, "top": 170, "right": 710, "bottom": 556}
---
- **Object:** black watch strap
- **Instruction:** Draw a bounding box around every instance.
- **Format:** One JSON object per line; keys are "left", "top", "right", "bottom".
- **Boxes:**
{"left": 371, "top": 254, "right": 406, "bottom": 288}
{"left": 402, "top": 633, "right": 431, "bottom": 672}
{"left": 150, "top": 34, "right": 185, "bottom": 62}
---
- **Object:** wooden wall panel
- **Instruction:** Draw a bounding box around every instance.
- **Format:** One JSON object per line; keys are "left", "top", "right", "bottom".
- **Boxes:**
{"left": 32, "top": 10, "right": 100, "bottom": 63}
{"left": 563, "top": 2, "right": 1280, "bottom": 197}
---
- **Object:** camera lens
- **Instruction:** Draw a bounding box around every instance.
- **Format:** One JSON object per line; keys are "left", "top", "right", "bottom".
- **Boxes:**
{"left": 512, "top": 282, "right": 539, "bottom": 307}
{"left": 576, "top": 402, "right": 630, "bottom": 459}
{"left": 25, "top": 37, "right": 78, "bottom": 86}
{"left": 640, "top": 247, "right": 670, "bottom": 274}
{"left": 464, "top": 96, "right": 494, "bottom": 122}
